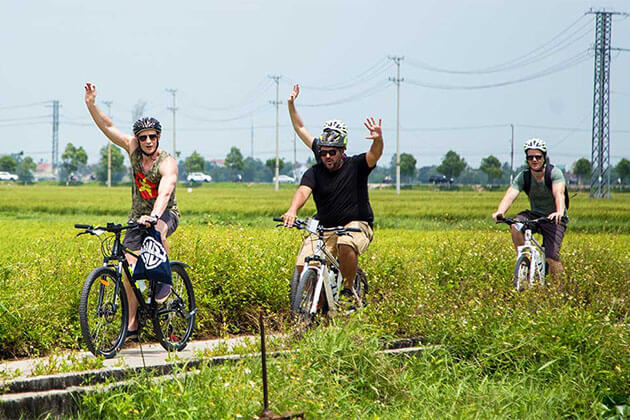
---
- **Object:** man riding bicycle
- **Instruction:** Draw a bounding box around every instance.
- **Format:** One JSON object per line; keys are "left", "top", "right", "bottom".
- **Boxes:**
{"left": 84, "top": 83, "right": 179, "bottom": 342}
{"left": 282, "top": 84, "right": 383, "bottom": 301}
{"left": 492, "top": 138, "right": 568, "bottom": 279}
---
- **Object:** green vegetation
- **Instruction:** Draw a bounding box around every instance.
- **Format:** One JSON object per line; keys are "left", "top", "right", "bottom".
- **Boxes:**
{"left": 0, "top": 183, "right": 628, "bottom": 417}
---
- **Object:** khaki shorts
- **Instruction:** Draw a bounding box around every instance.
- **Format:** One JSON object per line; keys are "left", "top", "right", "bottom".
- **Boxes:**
{"left": 295, "top": 221, "right": 373, "bottom": 266}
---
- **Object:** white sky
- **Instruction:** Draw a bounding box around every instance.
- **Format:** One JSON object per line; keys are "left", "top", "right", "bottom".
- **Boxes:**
{"left": 0, "top": 0, "right": 629, "bottom": 169}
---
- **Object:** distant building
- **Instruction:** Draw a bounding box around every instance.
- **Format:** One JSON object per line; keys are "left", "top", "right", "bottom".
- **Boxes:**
{"left": 34, "top": 162, "right": 54, "bottom": 181}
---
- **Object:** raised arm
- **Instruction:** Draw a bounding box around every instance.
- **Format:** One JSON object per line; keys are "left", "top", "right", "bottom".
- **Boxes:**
{"left": 492, "top": 187, "right": 520, "bottom": 220}
{"left": 84, "top": 83, "right": 135, "bottom": 154}
{"left": 288, "top": 84, "right": 315, "bottom": 149}
{"left": 364, "top": 117, "right": 383, "bottom": 168}
{"left": 282, "top": 185, "right": 312, "bottom": 227}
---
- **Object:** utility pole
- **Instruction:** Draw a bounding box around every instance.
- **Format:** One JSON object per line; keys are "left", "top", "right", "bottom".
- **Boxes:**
{"left": 388, "top": 55, "right": 404, "bottom": 194}
{"left": 268, "top": 75, "right": 281, "bottom": 192}
{"left": 166, "top": 89, "right": 178, "bottom": 159}
{"left": 510, "top": 123, "right": 514, "bottom": 184}
{"left": 51, "top": 100, "right": 59, "bottom": 175}
{"left": 250, "top": 119, "right": 254, "bottom": 159}
{"left": 587, "top": 9, "right": 628, "bottom": 198}
{"left": 102, "top": 100, "right": 113, "bottom": 188}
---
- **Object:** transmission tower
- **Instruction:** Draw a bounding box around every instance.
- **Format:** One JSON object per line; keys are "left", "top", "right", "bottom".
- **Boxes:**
{"left": 388, "top": 55, "right": 404, "bottom": 194}
{"left": 51, "top": 100, "right": 59, "bottom": 174}
{"left": 588, "top": 9, "right": 628, "bottom": 198}
{"left": 268, "top": 74, "right": 281, "bottom": 192}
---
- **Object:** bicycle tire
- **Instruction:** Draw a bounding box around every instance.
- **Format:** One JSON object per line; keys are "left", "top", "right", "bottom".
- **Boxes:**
{"left": 354, "top": 267, "right": 368, "bottom": 307}
{"left": 292, "top": 267, "right": 318, "bottom": 326}
{"left": 79, "top": 267, "right": 128, "bottom": 359}
{"left": 513, "top": 255, "right": 531, "bottom": 292}
{"left": 290, "top": 266, "right": 300, "bottom": 309}
{"left": 152, "top": 264, "right": 196, "bottom": 352}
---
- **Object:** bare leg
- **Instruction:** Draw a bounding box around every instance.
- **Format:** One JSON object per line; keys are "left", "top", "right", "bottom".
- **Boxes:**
{"left": 547, "top": 258, "right": 563, "bottom": 281}
{"left": 338, "top": 244, "right": 358, "bottom": 290}
{"left": 510, "top": 225, "right": 525, "bottom": 253}
{"left": 123, "top": 253, "right": 139, "bottom": 331}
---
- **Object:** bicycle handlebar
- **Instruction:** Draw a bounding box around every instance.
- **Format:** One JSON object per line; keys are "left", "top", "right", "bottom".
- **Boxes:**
{"left": 273, "top": 217, "right": 361, "bottom": 233}
{"left": 496, "top": 216, "right": 551, "bottom": 227}
{"left": 74, "top": 221, "right": 151, "bottom": 234}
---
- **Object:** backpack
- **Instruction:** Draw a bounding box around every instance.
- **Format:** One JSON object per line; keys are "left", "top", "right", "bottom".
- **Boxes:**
{"left": 523, "top": 163, "right": 570, "bottom": 210}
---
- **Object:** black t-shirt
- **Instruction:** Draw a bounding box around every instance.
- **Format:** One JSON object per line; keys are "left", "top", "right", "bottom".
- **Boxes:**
{"left": 300, "top": 142, "right": 375, "bottom": 227}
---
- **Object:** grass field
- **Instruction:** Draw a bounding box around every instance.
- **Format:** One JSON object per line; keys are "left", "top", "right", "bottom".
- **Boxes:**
{"left": 0, "top": 183, "right": 628, "bottom": 417}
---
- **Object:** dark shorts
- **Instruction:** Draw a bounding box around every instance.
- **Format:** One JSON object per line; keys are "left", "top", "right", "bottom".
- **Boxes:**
{"left": 514, "top": 210, "right": 566, "bottom": 261}
{"left": 122, "top": 210, "right": 179, "bottom": 251}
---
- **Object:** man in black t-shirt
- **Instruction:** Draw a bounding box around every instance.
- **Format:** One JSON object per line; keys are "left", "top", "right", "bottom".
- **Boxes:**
{"left": 282, "top": 84, "right": 383, "bottom": 297}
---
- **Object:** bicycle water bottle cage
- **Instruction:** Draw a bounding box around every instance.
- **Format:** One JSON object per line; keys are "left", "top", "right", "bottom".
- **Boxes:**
{"left": 305, "top": 218, "right": 319, "bottom": 234}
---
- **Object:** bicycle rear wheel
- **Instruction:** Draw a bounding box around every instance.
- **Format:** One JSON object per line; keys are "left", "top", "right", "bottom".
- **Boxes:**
{"left": 79, "top": 267, "right": 128, "bottom": 358}
{"left": 513, "top": 255, "right": 531, "bottom": 291}
{"left": 353, "top": 267, "right": 368, "bottom": 307}
{"left": 153, "top": 264, "right": 196, "bottom": 352}
{"left": 292, "top": 268, "right": 318, "bottom": 327}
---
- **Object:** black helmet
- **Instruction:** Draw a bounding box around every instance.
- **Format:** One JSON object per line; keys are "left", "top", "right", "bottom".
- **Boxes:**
{"left": 133, "top": 117, "right": 162, "bottom": 136}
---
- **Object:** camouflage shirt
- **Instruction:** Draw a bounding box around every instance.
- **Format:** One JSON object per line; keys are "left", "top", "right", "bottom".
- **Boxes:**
{"left": 129, "top": 149, "right": 180, "bottom": 221}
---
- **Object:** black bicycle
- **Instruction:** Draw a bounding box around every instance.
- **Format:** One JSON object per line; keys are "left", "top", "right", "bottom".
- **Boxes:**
{"left": 75, "top": 222, "right": 196, "bottom": 358}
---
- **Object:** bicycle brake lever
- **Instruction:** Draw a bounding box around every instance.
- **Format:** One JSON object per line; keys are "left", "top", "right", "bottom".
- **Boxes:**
{"left": 76, "top": 231, "right": 88, "bottom": 237}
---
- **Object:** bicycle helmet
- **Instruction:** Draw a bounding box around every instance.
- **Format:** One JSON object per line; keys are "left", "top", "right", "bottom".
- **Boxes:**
{"left": 319, "top": 119, "right": 348, "bottom": 148}
{"left": 133, "top": 117, "right": 162, "bottom": 136}
{"left": 523, "top": 138, "right": 547, "bottom": 154}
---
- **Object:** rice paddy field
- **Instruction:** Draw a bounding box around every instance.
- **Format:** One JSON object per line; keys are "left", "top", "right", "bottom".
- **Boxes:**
{"left": 0, "top": 183, "right": 628, "bottom": 418}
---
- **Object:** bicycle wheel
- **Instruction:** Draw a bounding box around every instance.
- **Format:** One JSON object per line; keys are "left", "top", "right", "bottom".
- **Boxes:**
{"left": 353, "top": 267, "right": 368, "bottom": 307}
{"left": 289, "top": 266, "right": 300, "bottom": 309}
{"left": 292, "top": 267, "right": 318, "bottom": 326}
{"left": 79, "top": 267, "right": 128, "bottom": 359}
{"left": 513, "top": 255, "right": 531, "bottom": 291}
{"left": 153, "top": 264, "right": 196, "bottom": 352}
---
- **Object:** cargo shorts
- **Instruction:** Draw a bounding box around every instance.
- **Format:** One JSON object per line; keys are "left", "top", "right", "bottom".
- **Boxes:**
{"left": 295, "top": 221, "right": 373, "bottom": 266}
{"left": 122, "top": 210, "right": 179, "bottom": 251}
{"left": 514, "top": 210, "right": 566, "bottom": 261}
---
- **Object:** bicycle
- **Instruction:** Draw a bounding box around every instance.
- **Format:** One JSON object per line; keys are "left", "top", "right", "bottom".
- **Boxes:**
{"left": 496, "top": 216, "right": 550, "bottom": 291}
{"left": 274, "top": 217, "right": 368, "bottom": 327}
{"left": 74, "top": 222, "right": 196, "bottom": 358}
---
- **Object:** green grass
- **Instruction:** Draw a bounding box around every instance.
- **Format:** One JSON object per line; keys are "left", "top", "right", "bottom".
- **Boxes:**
{"left": 0, "top": 183, "right": 628, "bottom": 417}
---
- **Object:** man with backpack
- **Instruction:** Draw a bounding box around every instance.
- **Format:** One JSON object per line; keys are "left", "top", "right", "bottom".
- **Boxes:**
{"left": 492, "top": 138, "right": 568, "bottom": 279}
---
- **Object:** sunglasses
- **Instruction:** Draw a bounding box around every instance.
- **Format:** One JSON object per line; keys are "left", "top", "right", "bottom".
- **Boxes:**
{"left": 319, "top": 149, "right": 338, "bottom": 158}
{"left": 138, "top": 134, "right": 158, "bottom": 142}
{"left": 526, "top": 155, "right": 544, "bottom": 161}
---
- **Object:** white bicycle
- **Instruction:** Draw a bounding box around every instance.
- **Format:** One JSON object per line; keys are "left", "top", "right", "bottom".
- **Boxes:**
{"left": 496, "top": 216, "right": 551, "bottom": 291}
{"left": 274, "top": 217, "right": 368, "bottom": 327}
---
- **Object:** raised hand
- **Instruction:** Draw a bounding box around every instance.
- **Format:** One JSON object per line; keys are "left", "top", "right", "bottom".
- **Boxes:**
{"left": 84, "top": 83, "right": 97, "bottom": 105}
{"left": 364, "top": 117, "right": 383, "bottom": 142}
{"left": 288, "top": 84, "right": 300, "bottom": 104}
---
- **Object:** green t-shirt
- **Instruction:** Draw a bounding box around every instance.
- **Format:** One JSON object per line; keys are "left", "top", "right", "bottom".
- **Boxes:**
{"left": 511, "top": 166, "right": 568, "bottom": 219}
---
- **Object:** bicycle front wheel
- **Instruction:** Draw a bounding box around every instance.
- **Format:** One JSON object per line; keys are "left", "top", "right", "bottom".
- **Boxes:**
{"left": 79, "top": 267, "right": 128, "bottom": 358}
{"left": 292, "top": 267, "right": 318, "bottom": 326}
{"left": 513, "top": 255, "right": 531, "bottom": 292}
{"left": 153, "top": 263, "right": 196, "bottom": 352}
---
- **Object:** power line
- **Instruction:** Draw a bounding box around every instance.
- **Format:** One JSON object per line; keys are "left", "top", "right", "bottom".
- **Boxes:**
{"left": 283, "top": 58, "right": 392, "bottom": 91}
{"left": 406, "top": 16, "right": 592, "bottom": 75}
{"left": 181, "top": 78, "right": 274, "bottom": 111}
{"left": 300, "top": 82, "right": 390, "bottom": 107}
{"left": 406, "top": 50, "right": 590, "bottom": 90}
{"left": 0, "top": 101, "right": 49, "bottom": 111}
{"left": 180, "top": 103, "right": 272, "bottom": 123}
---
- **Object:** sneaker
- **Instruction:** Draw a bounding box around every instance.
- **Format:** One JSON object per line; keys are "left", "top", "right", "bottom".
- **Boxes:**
{"left": 123, "top": 329, "right": 139, "bottom": 343}
{"left": 154, "top": 282, "right": 172, "bottom": 304}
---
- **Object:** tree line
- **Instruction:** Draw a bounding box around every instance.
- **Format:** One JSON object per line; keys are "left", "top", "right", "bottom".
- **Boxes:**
{"left": 2, "top": 144, "right": 630, "bottom": 186}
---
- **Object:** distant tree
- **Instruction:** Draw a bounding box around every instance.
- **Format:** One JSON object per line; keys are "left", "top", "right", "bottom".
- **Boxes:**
{"left": 437, "top": 150, "right": 466, "bottom": 179}
{"left": 185, "top": 151, "right": 205, "bottom": 173}
{"left": 60, "top": 143, "right": 88, "bottom": 182}
{"left": 265, "top": 158, "right": 285, "bottom": 173}
{"left": 97, "top": 145, "right": 126, "bottom": 183}
{"left": 573, "top": 158, "right": 591, "bottom": 185}
{"left": 399, "top": 153, "right": 417, "bottom": 183}
{"left": 17, "top": 156, "right": 36, "bottom": 182}
{"left": 479, "top": 155, "right": 503, "bottom": 184}
{"left": 0, "top": 155, "right": 17, "bottom": 173}
{"left": 616, "top": 158, "right": 630, "bottom": 184}
{"left": 225, "top": 147, "right": 244, "bottom": 172}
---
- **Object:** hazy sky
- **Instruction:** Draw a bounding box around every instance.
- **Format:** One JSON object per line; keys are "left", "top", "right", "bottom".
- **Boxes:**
{"left": 1, "top": 0, "right": 629, "bottom": 169}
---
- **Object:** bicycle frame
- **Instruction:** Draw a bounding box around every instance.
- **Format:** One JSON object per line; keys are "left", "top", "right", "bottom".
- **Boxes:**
{"left": 517, "top": 227, "right": 546, "bottom": 284}
{"left": 301, "top": 225, "right": 344, "bottom": 316}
